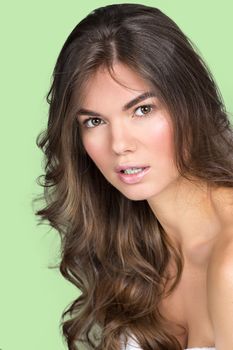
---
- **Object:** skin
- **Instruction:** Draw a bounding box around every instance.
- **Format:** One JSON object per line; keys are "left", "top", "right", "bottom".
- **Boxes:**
{"left": 76, "top": 62, "right": 233, "bottom": 261}
{"left": 76, "top": 62, "right": 233, "bottom": 347}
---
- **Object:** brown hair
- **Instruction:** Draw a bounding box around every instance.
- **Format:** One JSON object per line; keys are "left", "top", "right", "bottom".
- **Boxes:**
{"left": 34, "top": 3, "right": 233, "bottom": 349}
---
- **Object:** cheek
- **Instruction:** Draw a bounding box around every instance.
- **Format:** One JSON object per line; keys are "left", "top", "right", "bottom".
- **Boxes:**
{"left": 82, "top": 135, "right": 106, "bottom": 164}
{"left": 146, "top": 118, "right": 174, "bottom": 159}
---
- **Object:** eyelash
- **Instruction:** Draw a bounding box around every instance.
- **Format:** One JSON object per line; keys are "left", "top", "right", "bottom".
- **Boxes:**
{"left": 81, "top": 104, "right": 155, "bottom": 129}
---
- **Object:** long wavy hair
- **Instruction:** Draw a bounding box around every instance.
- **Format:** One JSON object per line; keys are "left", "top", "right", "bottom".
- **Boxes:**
{"left": 34, "top": 3, "right": 233, "bottom": 350}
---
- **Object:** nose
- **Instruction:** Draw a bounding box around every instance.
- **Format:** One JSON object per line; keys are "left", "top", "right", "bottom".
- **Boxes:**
{"left": 110, "top": 121, "right": 137, "bottom": 155}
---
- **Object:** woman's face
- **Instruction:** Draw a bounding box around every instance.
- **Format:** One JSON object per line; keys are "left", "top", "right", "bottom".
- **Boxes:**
{"left": 76, "top": 62, "right": 180, "bottom": 201}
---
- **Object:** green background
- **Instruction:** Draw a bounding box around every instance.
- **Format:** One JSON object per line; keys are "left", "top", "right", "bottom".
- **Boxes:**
{"left": 1, "top": 1, "right": 232, "bottom": 349}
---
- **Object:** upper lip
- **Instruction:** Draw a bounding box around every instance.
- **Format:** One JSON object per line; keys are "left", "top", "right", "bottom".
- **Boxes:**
{"left": 115, "top": 164, "right": 149, "bottom": 173}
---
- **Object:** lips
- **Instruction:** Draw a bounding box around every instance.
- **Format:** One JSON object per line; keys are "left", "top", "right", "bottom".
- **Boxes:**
{"left": 117, "top": 166, "right": 151, "bottom": 184}
{"left": 115, "top": 164, "right": 149, "bottom": 173}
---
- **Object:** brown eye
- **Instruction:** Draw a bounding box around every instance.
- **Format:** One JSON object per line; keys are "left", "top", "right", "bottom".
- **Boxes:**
{"left": 134, "top": 104, "right": 154, "bottom": 117}
{"left": 83, "top": 117, "right": 104, "bottom": 128}
{"left": 91, "top": 118, "right": 101, "bottom": 126}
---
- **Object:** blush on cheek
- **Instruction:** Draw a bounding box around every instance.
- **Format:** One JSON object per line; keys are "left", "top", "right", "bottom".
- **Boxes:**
{"left": 83, "top": 138, "right": 104, "bottom": 163}
{"left": 148, "top": 118, "right": 174, "bottom": 157}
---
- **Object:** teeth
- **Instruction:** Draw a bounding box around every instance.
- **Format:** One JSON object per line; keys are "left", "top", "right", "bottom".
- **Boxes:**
{"left": 123, "top": 167, "right": 145, "bottom": 174}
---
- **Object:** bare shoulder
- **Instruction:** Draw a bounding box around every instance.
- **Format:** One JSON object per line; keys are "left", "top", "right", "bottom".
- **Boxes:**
{"left": 208, "top": 230, "right": 233, "bottom": 271}
{"left": 206, "top": 230, "right": 233, "bottom": 348}
{"left": 208, "top": 186, "right": 233, "bottom": 270}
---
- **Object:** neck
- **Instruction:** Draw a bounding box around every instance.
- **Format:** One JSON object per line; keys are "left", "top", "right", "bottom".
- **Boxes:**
{"left": 147, "top": 177, "right": 229, "bottom": 262}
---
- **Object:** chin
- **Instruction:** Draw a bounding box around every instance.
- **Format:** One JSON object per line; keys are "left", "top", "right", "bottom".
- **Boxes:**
{"left": 118, "top": 187, "right": 157, "bottom": 202}
{"left": 123, "top": 193, "right": 148, "bottom": 201}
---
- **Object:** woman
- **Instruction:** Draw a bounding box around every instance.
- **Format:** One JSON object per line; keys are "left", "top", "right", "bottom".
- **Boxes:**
{"left": 34, "top": 3, "right": 233, "bottom": 350}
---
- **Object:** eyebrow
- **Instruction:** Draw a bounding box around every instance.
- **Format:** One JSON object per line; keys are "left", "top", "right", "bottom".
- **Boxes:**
{"left": 76, "top": 91, "right": 157, "bottom": 118}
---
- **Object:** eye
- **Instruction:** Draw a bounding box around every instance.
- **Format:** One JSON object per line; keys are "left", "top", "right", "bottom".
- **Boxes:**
{"left": 82, "top": 117, "right": 105, "bottom": 128}
{"left": 133, "top": 104, "right": 154, "bottom": 117}
{"left": 80, "top": 104, "right": 155, "bottom": 129}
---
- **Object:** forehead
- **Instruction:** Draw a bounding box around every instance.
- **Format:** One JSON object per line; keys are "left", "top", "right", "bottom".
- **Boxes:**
{"left": 81, "top": 62, "right": 156, "bottom": 107}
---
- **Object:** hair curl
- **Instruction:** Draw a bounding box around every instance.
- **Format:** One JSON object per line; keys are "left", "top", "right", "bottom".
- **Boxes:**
{"left": 34, "top": 3, "right": 233, "bottom": 350}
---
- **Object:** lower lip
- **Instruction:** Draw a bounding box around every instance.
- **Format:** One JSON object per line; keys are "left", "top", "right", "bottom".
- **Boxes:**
{"left": 117, "top": 167, "right": 151, "bottom": 184}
